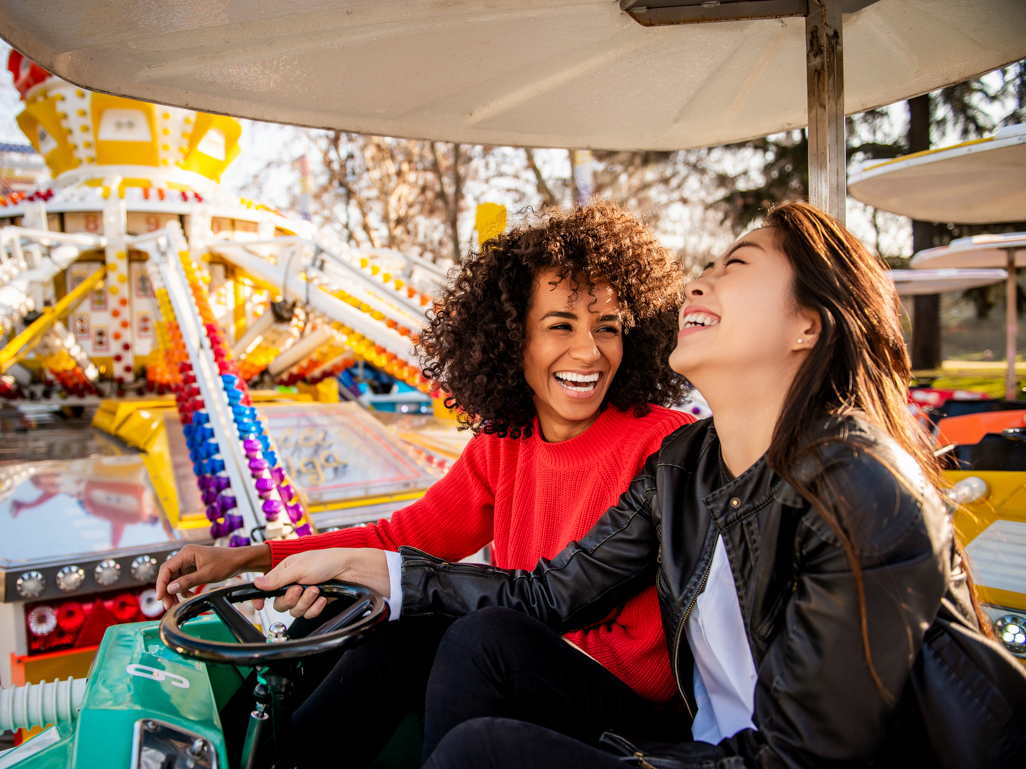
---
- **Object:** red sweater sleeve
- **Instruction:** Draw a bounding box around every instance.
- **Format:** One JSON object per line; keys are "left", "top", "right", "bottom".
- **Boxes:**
{"left": 268, "top": 434, "right": 496, "bottom": 568}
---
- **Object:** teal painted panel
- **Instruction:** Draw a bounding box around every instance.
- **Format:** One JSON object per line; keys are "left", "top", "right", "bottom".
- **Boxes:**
{"left": 0, "top": 723, "right": 73, "bottom": 769}
{"left": 68, "top": 618, "right": 231, "bottom": 769}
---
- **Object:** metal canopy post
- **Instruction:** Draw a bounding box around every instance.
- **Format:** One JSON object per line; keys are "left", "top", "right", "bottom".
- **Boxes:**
{"left": 806, "top": 0, "right": 846, "bottom": 224}
{"left": 1006, "top": 248, "right": 1019, "bottom": 401}
{"left": 621, "top": 0, "right": 853, "bottom": 224}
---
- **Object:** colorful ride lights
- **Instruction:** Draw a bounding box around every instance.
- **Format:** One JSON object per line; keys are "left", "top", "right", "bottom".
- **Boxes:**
{"left": 94, "top": 559, "right": 122, "bottom": 587}
{"left": 56, "top": 566, "right": 86, "bottom": 592}
{"left": 130, "top": 555, "right": 159, "bottom": 583}
{"left": 24, "top": 588, "right": 167, "bottom": 655}
{"left": 16, "top": 571, "right": 45, "bottom": 599}
{"left": 182, "top": 416, "right": 244, "bottom": 542}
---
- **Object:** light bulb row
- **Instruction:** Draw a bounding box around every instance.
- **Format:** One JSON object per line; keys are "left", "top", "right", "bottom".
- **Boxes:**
{"left": 177, "top": 251, "right": 313, "bottom": 544}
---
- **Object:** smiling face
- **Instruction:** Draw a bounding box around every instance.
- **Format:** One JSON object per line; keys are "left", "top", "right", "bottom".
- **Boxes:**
{"left": 669, "top": 227, "right": 813, "bottom": 388}
{"left": 523, "top": 269, "right": 624, "bottom": 442}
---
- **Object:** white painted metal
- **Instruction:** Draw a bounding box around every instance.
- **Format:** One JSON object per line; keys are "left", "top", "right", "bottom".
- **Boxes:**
{"left": 912, "top": 234, "right": 1026, "bottom": 399}
{"left": 888, "top": 267, "right": 1007, "bottom": 296}
{"left": 0, "top": 1, "right": 1022, "bottom": 151}
{"left": 267, "top": 327, "right": 334, "bottom": 377}
{"left": 965, "top": 519, "right": 1026, "bottom": 596}
{"left": 848, "top": 124, "right": 1026, "bottom": 224}
{"left": 212, "top": 244, "right": 419, "bottom": 361}
{"left": 102, "top": 177, "right": 133, "bottom": 384}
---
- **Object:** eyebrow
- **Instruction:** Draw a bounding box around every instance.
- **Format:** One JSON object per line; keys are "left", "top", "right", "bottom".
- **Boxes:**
{"left": 540, "top": 310, "right": 622, "bottom": 323}
{"left": 703, "top": 238, "right": 766, "bottom": 271}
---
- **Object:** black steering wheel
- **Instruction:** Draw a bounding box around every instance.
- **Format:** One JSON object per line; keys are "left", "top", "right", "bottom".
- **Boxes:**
{"left": 159, "top": 580, "right": 388, "bottom": 667}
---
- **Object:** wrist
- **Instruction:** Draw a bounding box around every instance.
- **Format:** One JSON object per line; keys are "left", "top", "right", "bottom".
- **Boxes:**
{"left": 237, "top": 544, "right": 272, "bottom": 574}
{"left": 353, "top": 549, "right": 391, "bottom": 597}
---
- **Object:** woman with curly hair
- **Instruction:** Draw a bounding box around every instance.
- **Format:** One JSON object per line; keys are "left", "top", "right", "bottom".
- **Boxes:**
{"left": 157, "top": 200, "right": 694, "bottom": 768}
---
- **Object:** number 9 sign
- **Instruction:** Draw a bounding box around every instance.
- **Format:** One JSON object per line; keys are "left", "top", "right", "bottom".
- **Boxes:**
{"left": 126, "top": 663, "right": 190, "bottom": 689}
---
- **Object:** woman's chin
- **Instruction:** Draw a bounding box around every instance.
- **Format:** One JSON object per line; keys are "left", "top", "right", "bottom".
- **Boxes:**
{"left": 668, "top": 349, "right": 698, "bottom": 379}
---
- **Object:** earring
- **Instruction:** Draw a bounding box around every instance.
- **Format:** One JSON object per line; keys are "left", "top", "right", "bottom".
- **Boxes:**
{"left": 797, "top": 338, "right": 803, "bottom": 344}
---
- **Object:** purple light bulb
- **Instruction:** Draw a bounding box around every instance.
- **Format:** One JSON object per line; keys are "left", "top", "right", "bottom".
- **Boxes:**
{"left": 263, "top": 499, "right": 283, "bottom": 520}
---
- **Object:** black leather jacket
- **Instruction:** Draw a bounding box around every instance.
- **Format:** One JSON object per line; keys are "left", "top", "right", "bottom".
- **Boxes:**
{"left": 399, "top": 417, "right": 983, "bottom": 768}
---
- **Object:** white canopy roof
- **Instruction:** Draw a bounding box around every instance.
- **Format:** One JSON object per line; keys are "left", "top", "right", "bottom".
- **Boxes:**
{"left": 848, "top": 125, "right": 1026, "bottom": 224}
{"left": 1, "top": 0, "right": 1024, "bottom": 150}
{"left": 888, "top": 268, "right": 1008, "bottom": 295}
{"left": 911, "top": 233, "right": 1026, "bottom": 269}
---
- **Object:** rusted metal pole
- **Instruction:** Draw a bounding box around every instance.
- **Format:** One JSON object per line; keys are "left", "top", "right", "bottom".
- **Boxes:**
{"left": 1006, "top": 249, "right": 1018, "bottom": 401}
{"left": 806, "top": 0, "right": 846, "bottom": 224}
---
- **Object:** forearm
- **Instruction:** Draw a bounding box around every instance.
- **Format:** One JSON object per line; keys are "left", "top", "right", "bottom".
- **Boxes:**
{"left": 236, "top": 543, "right": 272, "bottom": 573}
{"left": 399, "top": 483, "right": 660, "bottom": 630}
{"left": 268, "top": 458, "right": 494, "bottom": 569}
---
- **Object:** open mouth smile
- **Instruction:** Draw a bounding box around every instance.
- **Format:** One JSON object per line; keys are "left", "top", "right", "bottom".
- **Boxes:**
{"left": 554, "top": 371, "right": 601, "bottom": 393}
{"left": 680, "top": 311, "right": 720, "bottom": 330}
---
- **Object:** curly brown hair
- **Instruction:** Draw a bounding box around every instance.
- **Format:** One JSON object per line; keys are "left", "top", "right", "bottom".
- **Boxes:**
{"left": 418, "top": 200, "right": 690, "bottom": 438}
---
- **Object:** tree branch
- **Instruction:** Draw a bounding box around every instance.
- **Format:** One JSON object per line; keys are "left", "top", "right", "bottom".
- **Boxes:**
{"left": 524, "top": 148, "right": 557, "bottom": 207}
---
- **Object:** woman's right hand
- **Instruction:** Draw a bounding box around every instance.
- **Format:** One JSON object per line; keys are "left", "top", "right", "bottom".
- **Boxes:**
{"left": 156, "top": 543, "right": 271, "bottom": 610}
{"left": 254, "top": 548, "right": 390, "bottom": 619}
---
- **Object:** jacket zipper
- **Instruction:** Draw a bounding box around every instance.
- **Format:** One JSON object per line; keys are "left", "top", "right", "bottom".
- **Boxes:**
{"left": 671, "top": 558, "right": 713, "bottom": 721}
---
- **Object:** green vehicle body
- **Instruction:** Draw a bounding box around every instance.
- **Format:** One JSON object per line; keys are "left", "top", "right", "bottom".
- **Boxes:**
{"left": 3, "top": 616, "right": 246, "bottom": 768}
{"left": 2, "top": 616, "right": 422, "bottom": 769}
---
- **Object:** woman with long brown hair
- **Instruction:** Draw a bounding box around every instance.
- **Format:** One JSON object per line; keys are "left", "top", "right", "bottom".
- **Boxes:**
{"left": 256, "top": 200, "right": 1026, "bottom": 768}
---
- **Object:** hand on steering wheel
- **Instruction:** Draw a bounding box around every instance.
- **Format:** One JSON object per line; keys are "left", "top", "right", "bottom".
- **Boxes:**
{"left": 159, "top": 580, "right": 388, "bottom": 667}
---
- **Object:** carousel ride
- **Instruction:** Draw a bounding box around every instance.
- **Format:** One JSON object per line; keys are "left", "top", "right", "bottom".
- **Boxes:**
{"left": 0, "top": 51, "right": 463, "bottom": 716}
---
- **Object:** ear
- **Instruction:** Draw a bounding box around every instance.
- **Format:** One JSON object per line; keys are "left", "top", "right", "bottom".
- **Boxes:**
{"left": 792, "top": 306, "right": 822, "bottom": 352}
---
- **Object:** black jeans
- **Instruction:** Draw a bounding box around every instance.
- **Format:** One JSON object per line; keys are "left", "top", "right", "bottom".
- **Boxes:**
{"left": 221, "top": 612, "right": 453, "bottom": 769}
{"left": 423, "top": 607, "right": 689, "bottom": 761}
{"left": 423, "top": 717, "right": 649, "bottom": 769}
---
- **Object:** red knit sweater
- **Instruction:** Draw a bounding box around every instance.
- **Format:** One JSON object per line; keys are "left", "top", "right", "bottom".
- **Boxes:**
{"left": 269, "top": 405, "right": 692, "bottom": 702}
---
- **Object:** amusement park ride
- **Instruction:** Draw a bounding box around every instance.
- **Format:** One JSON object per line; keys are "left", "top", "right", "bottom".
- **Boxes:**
{"left": 0, "top": 48, "right": 461, "bottom": 748}
{"left": 0, "top": 0, "right": 1024, "bottom": 765}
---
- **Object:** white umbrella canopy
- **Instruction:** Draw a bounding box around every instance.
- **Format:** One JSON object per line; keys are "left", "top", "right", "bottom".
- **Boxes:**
{"left": 889, "top": 268, "right": 1008, "bottom": 296}
{"left": 912, "top": 234, "right": 1026, "bottom": 397}
{"left": 0, "top": 0, "right": 1024, "bottom": 152}
{"left": 911, "top": 234, "right": 1026, "bottom": 269}
{"left": 849, "top": 125, "right": 1026, "bottom": 224}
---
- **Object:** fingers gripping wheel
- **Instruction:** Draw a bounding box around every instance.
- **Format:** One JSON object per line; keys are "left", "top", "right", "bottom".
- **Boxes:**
{"left": 159, "top": 581, "right": 388, "bottom": 666}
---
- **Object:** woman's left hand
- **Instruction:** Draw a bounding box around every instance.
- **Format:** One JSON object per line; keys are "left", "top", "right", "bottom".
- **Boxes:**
{"left": 253, "top": 548, "right": 390, "bottom": 619}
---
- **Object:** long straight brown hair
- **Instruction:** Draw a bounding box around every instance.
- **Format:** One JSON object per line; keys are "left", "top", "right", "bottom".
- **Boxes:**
{"left": 762, "top": 200, "right": 989, "bottom": 694}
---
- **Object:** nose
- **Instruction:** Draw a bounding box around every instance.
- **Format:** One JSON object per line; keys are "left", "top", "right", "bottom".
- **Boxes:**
{"left": 568, "top": 329, "right": 601, "bottom": 364}
{"left": 685, "top": 277, "right": 706, "bottom": 299}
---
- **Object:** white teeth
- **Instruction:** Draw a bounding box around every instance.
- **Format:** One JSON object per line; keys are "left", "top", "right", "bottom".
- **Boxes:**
{"left": 682, "top": 312, "right": 720, "bottom": 329}
{"left": 555, "top": 372, "right": 599, "bottom": 383}
{"left": 554, "top": 372, "right": 599, "bottom": 388}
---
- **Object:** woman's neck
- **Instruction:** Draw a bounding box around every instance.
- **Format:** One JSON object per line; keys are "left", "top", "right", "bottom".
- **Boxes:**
{"left": 696, "top": 367, "right": 795, "bottom": 478}
{"left": 535, "top": 407, "right": 604, "bottom": 443}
